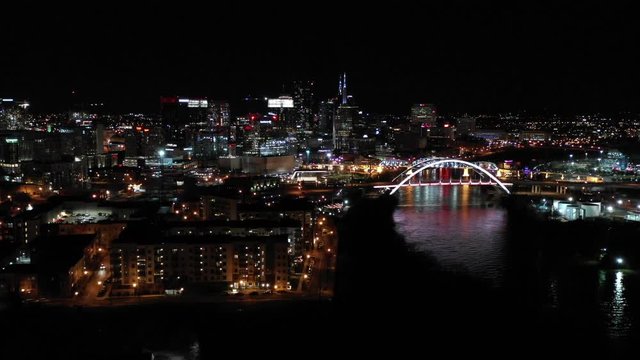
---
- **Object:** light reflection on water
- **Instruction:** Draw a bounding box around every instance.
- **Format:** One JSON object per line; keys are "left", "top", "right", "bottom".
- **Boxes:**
{"left": 394, "top": 186, "right": 507, "bottom": 285}
{"left": 394, "top": 185, "right": 634, "bottom": 339}
{"left": 602, "top": 271, "right": 632, "bottom": 338}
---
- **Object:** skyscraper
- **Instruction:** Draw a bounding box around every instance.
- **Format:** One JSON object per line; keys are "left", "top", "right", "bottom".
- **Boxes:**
{"left": 338, "top": 73, "right": 348, "bottom": 105}
{"left": 318, "top": 99, "right": 337, "bottom": 135}
{"left": 333, "top": 105, "right": 358, "bottom": 151}
{"left": 195, "top": 101, "right": 231, "bottom": 159}
{"left": 333, "top": 73, "right": 358, "bottom": 151}
{"left": 292, "top": 80, "right": 314, "bottom": 134}
{"left": 208, "top": 101, "right": 231, "bottom": 129}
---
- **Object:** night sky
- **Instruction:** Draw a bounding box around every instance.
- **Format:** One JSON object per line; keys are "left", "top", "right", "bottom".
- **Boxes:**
{"left": 1, "top": 3, "right": 638, "bottom": 115}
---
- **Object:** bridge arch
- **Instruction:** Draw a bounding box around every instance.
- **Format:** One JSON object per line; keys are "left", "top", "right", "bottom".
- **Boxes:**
{"left": 391, "top": 157, "right": 445, "bottom": 183}
{"left": 389, "top": 159, "right": 511, "bottom": 195}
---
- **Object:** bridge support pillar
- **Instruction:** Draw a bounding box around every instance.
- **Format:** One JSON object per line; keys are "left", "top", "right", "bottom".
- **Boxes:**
{"left": 556, "top": 186, "right": 567, "bottom": 194}
{"left": 531, "top": 185, "right": 541, "bottom": 194}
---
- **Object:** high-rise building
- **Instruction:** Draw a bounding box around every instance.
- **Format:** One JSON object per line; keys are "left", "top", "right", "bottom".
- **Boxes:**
{"left": 0, "top": 98, "right": 30, "bottom": 130}
{"left": 160, "top": 97, "right": 231, "bottom": 159}
{"left": 208, "top": 101, "right": 230, "bottom": 128}
{"left": 338, "top": 73, "right": 348, "bottom": 105}
{"left": 160, "top": 96, "right": 209, "bottom": 148}
{"left": 194, "top": 101, "right": 231, "bottom": 159}
{"left": 410, "top": 104, "right": 437, "bottom": 128}
{"left": 332, "top": 73, "right": 359, "bottom": 151}
{"left": 318, "top": 99, "right": 337, "bottom": 135}
{"left": 292, "top": 80, "right": 314, "bottom": 134}
{"left": 333, "top": 105, "right": 359, "bottom": 151}
{"left": 267, "top": 96, "right": 295, "bottom": 131}
{"left": 243, "top": 112, "right": 292, "bottom": 156}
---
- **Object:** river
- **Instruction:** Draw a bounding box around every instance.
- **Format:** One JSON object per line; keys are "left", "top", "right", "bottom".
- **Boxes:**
{"left": 393, "top": 185, "right": 638, "bottom": 343}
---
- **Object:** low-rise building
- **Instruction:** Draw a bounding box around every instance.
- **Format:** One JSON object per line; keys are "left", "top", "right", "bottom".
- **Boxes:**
{"left": 110, "top": 224, "right": 290, "bottom": 294}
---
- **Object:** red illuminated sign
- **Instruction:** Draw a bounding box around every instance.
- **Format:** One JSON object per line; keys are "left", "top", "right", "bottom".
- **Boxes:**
{"left": 160, "top": 96, "right": 178, "bottom": 104}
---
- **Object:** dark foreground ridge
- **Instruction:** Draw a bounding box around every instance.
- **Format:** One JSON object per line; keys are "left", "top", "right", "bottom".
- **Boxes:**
{"left": 2, "top": 195, "right": 638, "bottom": 358}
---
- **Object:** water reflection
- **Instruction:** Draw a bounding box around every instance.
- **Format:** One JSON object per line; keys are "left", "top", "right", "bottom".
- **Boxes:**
{"left": 606, "top": 271, "right": 631, "bottom": 338}
{"left": 394, "top": 186, "right": 507, "bottom": 285}
{"left": 395, "top": 185, "right": 635, "bottom": 340}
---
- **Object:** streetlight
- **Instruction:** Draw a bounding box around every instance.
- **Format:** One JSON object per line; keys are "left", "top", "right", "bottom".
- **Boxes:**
{"left": 306, "top": 149, "right": 311, "bottom": 163}
{"left": 158, "top": 150, "right": 165, "bottom": 199}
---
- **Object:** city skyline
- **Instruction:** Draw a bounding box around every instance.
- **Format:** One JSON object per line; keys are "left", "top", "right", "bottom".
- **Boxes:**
{"left": 5, "top": 4, "right": 640, "bottom": 358}
{"left": 2, "top": 3, "right": 639, "bottom": 114}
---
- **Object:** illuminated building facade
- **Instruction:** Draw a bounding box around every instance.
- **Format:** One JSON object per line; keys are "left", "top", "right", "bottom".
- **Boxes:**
{"left": 293, "top": 80, "right": 315, "bottom": 135}
{"left": 411, "top": 103, "right": 437, "bottom": 128}
{"left": 160, "top": 97, "right": 231, "bottom": 159}
{"left": 110, "top": 234, "right": 290, "bottom": 292}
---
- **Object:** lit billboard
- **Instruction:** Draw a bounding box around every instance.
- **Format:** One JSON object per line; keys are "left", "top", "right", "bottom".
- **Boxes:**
{"left": 188, "top": 99, "right": 208, "bottom": 108}
{"left": 268, "top": 98, "right": 294, "bottom": 108}
{"left": 177, "top": 98, "right": 208, "bottom": 108}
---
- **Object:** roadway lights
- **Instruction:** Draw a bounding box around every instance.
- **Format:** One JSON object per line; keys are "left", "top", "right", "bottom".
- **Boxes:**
{"left": 617, "top": 199, "right": 623, "bottom": 205}
{"left": 616, "top": 258, "right": 624, "bottom": 265}
{"left": 607, "top": 206, "right": 614, "bottom": 212}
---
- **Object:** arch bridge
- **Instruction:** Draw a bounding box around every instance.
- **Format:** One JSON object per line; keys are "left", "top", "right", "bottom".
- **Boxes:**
{"left": 377, "top": 158, "right": 511, "bottom": 195}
